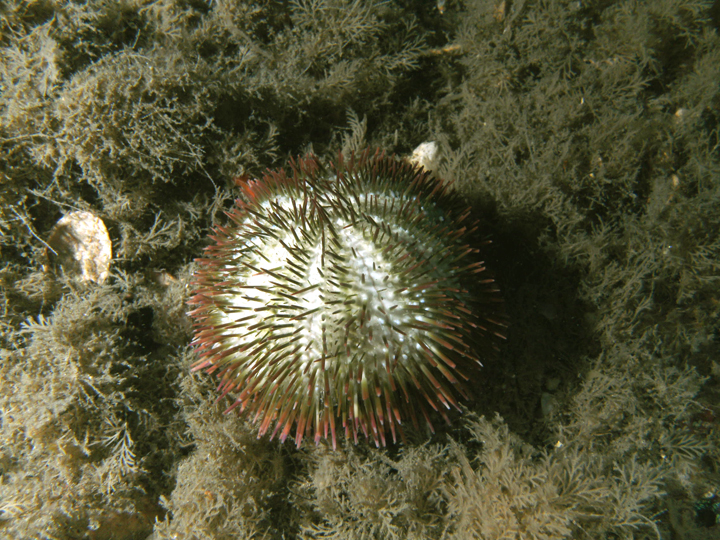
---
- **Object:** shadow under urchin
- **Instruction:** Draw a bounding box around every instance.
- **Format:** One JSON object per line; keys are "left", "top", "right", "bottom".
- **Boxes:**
{"left": 188, "top": 149, "right": 506, "bottom": 449}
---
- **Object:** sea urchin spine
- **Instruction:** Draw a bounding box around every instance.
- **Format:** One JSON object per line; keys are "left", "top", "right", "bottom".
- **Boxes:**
{"left": 188, "top": 149, "right": 505, "bottom": 449}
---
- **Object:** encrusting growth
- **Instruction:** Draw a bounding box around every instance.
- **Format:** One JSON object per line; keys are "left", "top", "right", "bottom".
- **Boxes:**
{"left": 188, "top": 149, "right": 505, "bottom": 448}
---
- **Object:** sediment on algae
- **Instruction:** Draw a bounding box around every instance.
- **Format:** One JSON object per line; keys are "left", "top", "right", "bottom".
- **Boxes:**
{"left": 1, "top": 1, "right": 718, "bottom": 539}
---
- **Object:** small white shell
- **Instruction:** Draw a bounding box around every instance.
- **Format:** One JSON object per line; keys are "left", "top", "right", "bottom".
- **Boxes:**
{"left": 46, "top": 211, "right": 112, "bottom": 284}
{"left": 408, "top": 141, "right": 439, "bottom": 174}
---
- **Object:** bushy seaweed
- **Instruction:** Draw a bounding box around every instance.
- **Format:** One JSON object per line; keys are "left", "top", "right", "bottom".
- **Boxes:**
{"left": 1, "top": 0, "right": 719, "bottom": 538}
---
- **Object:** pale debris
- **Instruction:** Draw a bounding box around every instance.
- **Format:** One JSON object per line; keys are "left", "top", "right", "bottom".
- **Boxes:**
{"left": 46, "top": 211, "right": 112, "bottom": 284}
{"left": 408, "top": 141, "right": 439, "bottom": 174}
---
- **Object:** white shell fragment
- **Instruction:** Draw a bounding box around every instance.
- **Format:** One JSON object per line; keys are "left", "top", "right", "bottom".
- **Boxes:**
{"left": 46, "top": 211, "right": 112, "bottom": 284}
{"left": 408, "top": 141, "right": 439, "bottom": 174}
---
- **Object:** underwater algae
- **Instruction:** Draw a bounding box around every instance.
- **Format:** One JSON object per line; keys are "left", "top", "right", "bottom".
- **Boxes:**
{"left": 1, "top": 0, "right": 719, "bottom": 539}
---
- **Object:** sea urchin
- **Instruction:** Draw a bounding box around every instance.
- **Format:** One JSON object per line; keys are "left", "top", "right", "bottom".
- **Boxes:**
{"left": 188, "top": 149, "right": 505, "bottom": 448}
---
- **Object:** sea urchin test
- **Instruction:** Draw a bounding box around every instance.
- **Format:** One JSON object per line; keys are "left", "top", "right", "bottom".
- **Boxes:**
{"left": 188, "top": 149, "right": 505, "bottom": 448}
